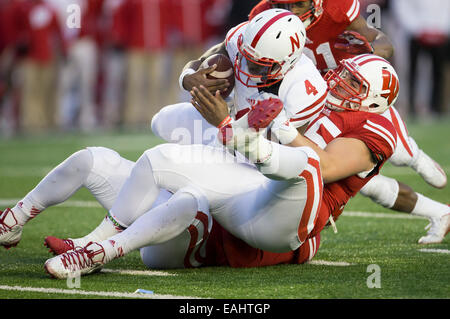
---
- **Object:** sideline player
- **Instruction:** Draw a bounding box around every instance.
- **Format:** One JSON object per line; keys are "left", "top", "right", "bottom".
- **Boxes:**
{"left": 42, "top": 55, "right": 401, "bottom": 279}
{"left": 247, "top": 0, "right": 448, "bottom": 244}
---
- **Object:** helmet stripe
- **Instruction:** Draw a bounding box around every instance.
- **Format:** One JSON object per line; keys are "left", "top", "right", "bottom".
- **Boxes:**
{"left": 351, "top": 53, "right": 377, "bottom": 63}
{"left": 251, "top": 11, "right": 294, "bottom": 48}
{"left": 357, "top": 57, "right": 389, "bottom": 66}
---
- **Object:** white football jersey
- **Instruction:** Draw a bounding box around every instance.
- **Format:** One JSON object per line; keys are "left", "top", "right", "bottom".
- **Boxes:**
{"left": 225, "top": 22, "right": 328, "bottom": 128}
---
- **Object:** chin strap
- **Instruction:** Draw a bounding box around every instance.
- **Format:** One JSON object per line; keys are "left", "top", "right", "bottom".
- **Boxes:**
{"left": 328, "top": 215, "right": 338, "bottom": 234}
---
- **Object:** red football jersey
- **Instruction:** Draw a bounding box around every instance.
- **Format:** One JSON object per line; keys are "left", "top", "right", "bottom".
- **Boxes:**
{"left": 205, "top": 107, "right": 396, "bottom": 268}
{"left": 304, "top": 107, "right": 397, "bottom": 237}
{"left": 205, "top": 220, "right": 321, "bottom": 268}
{"left": 249, "top": 0, "right": 362, "bottom": 73}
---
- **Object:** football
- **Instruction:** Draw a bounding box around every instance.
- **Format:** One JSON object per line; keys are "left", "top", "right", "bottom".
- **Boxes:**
{"left": 199, "top": 53, "right": 235, "bottom": 98}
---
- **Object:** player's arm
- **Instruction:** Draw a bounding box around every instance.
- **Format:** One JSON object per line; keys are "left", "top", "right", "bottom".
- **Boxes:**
{"left": 289, "top": 133, "right": 376, "bottom": 183}
{"left": 348, "top": 15, "right": 393, "bottom": 58}
{"left": 180, "top": 41, "right": 231, "bottom": 94}
{"left": 337, "top": 15, "right": 393, "bottom": 59}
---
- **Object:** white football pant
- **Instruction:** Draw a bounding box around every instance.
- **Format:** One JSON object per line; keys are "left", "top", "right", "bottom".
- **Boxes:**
{"left": 109, "top": 143, "right": 323, "bottom": 253}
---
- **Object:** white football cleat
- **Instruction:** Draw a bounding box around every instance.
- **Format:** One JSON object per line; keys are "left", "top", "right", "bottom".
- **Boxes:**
{"left": 418, "top": 213, "right": 450, "bottom": 244}
{"left": 0, "top": 208, "right": 23, "bottom": 249}
{"left": 412, "top": 150, "right": 447, "bottom": 189}
{"left": 44, "top": 241, "right": 106, "bottom": 279}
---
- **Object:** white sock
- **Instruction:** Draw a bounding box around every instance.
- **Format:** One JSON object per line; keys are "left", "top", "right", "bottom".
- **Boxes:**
{"left": 71, "top": 189, "right": 174, "bottom": 248}
{"left": 72, "top": 215, "right": 122, "bottom": 247}
{"left": 101, "top": 189, "right": 200, "bottom": 258}
{"left": 411, "top": 193, "right": 450, "bottom": 219}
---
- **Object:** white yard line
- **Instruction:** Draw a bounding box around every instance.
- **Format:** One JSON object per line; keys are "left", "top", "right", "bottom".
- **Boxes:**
{"left": 418, "top": 248, "right": 450, "bottom": 254}
{"left": 306, "top": 260, "right": 354, "bottom": 266}
{"left": 101, "top": 268, "right": 176, "bottom": 276}
{"left": 0, "top": 199, "right": 102, "bottom": 208}
{"left": 342, "top": 211, "right": 426, "bottom": 220}
{"left": 0, "top": 285, "right": 196, "bottom": 299}
{"left": 0, "top": 198, "right": 428, "bottom": 221}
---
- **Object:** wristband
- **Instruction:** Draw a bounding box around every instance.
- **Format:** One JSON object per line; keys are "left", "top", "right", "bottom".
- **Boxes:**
{"left": 217, "top": 115, "right": 233, "bottom": 129}
{"left": 178, "top": 68, "right": 196, "bottom": 91}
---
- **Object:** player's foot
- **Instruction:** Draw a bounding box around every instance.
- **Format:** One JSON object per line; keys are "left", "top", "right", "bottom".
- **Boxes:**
{"left": 418, "top": 213, "right": 450, "bottom": 244}
{"left": 219, "top": 96, "right": 283, "bottom": 162}
{"left": 44, "top": 241, "right": 107, "bottom": 279}
{"left": 412, "top": 150, "right": 447, "bottom": 189}
{"left": 44, "top": 236, "right": 81, "bottom": 255}
{"left": 0, "top": 208, "right": 23, "bottom": 249}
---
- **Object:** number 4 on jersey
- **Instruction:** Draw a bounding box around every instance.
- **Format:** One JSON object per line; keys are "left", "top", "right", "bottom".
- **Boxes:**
{"left": 305, "top": 80, "right": 318, "bottom": 96}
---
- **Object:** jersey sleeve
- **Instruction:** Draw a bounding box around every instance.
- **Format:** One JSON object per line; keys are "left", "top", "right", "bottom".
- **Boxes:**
{"left": 328, "top": 0, "right": 361, "bottom": 24}
{"left": 282, "top": 56, "right": 328, "bottom": 128}
{"left": 248, "top": 0, "right": 271, "bottom": 20}
{"left": 345, "top": 114, "right": 397, "bottom": 163}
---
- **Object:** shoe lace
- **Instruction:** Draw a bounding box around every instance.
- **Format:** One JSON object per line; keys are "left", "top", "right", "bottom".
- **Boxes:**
{"left": 0, "top": 209, "right": 13, "bottom": 235}
{"left": 60, "top": 243, "right": 102, "bottom": 270}
{"left": 63, "top": 239, "right": 76, "bottom": 251}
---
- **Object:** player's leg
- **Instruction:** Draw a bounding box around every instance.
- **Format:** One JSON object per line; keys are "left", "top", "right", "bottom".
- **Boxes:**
{"left": 382, "top": 106, "right": 447, "bottom": 188}
{"left": 43, "top": 142, "right": 322, "bottom": 277}
{"left": 139, "top": 207, "right": 212, "bottom": 269}
{"left": 44, "top": 186, "right": 211, "bottom": 278}
{"left": 42, "top": 141, "right": 266, "bottom": 278}
{"left": 1, "top": 148, "right": 95, "bottom": 248}
{"left": 219, "top": 145, "right": 323, "bottom": 253}
{"left": 151, "top": 102, "right": 218, "bottom": 146}
{"left": 1, "top": 147, "right": 132, "bottom": 249}
{"left": 359, "top": 175, "right": 450, "bottom": 243}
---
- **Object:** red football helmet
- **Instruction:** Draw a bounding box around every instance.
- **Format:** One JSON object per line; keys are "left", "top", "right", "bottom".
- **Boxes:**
{"left": 324, "top": 54, "right": 400, "bottom": 114}
{"left": 268, "top": 0, "right": 324, "bottom": 30}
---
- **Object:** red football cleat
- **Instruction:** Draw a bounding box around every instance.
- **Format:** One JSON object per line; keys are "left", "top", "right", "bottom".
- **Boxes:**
{"left": 218, "top": 96, "right": 284, "bottom": 145}
{"left": 247, "top": 97, "right": 284, "bottom": 131}
{"left": 44, "top": 236, "right": 79, "bottom": 255}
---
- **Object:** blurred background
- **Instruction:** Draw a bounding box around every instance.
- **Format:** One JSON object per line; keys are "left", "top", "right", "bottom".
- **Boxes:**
{"left": 0, "top": 0, "right": 448, "bottom": 137}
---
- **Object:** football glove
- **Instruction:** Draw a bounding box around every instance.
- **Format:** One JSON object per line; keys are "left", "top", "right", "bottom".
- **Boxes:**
{"left": 334, "top": 31, "right": 374, "bottom": 55}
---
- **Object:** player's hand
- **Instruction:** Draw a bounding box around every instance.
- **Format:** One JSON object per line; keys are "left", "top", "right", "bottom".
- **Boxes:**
{"left": 269, "top": 111, "right": 299, "bottom": 145}
{"left": 334, "top": 31, "right": 373, "bottom": 55}
{"left": 190, "top": 85, "right": 230, "bottom": 128}
{"left": 183, "top": 65, "right": 230, "bottom": 94}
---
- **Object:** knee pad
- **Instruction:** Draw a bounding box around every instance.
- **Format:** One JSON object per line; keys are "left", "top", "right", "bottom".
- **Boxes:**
{"left": 171, "top": 186, "right": 211, "bottom": 234}
{"left": 150, "top": 110, "right": 163, "bottom": 139}
{"left": 86, "top": 147, "right": 123, "bottom": 174}
{"left": 59, "top": 148, "right": 94, "bottom": 178}
{"left": 85, "top": 147, "right": 135, "bottom": 210}
{"left": 359, "top": 175, "right": 399, "bottom": 208}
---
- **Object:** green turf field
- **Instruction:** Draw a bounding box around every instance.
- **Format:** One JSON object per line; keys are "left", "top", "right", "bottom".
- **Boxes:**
{"left": 0, "top": 119, "right": 449, "bottom": 300}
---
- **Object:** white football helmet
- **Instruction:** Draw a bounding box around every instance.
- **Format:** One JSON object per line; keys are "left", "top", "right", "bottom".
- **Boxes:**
{"left": 324, "top": 54, "right": 400, "bottom": 114}
{"left": 235, "top": 8, "right": 306, "bottom": 88}
{"left": 268, "top": 0, "right": 324, "bottom": 30}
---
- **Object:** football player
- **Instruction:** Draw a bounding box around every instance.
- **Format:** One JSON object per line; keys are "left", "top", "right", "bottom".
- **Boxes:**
{"left": 151, "top": 8, "right": 327, "bottom": 148}
{"left": 248, "top": 0, "right": 448, "bottom": 244}
{"left": 0, "top": 9, "right": 324, "bottom": 266}
{"left": 42, "top": 55, "right": 401, "bottom": 279}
